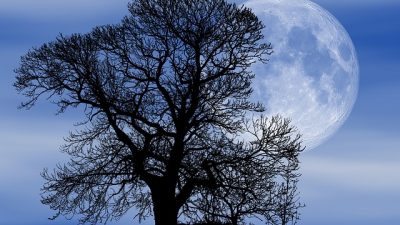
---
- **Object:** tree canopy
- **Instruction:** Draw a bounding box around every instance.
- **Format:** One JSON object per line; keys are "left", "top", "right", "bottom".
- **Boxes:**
{"left": 15, "top": 0, "right": 303, "bottom": 225}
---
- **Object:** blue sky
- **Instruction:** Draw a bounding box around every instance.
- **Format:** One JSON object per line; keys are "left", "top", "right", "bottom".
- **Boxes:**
{"left": 0, "top": 0, "right": 399, "bottom": 225}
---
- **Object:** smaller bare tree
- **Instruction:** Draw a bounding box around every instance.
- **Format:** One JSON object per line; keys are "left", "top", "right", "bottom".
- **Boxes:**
{"left": 181, "top": 116, "right": 303, "bottom": 225}
{"left": 269, "top": 172, "right": 303, "bottom": 225}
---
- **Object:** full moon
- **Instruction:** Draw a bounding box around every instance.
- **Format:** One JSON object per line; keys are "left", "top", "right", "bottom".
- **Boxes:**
{"left": 245, "top": 0, "right": 359, "bottom": 150}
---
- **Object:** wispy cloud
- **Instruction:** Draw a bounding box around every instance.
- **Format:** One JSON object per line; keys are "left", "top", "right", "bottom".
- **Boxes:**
{"left": 0, "top": 0, "right": 129, "bottom": 20}
{"left": 301, "top": 156, "right": 400, "bottom": 192}
{"left": 299, "top": 128, "right": 400, "bottom": 224}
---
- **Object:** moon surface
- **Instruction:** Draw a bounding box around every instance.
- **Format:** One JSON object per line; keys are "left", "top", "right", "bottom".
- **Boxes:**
{"left": 245, "top": 0, "right": 359, "bottom": 150}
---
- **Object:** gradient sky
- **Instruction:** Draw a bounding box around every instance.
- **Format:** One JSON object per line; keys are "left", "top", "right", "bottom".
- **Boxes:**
{"left": 0, "top": 1, "right": 399, "bottom": 225}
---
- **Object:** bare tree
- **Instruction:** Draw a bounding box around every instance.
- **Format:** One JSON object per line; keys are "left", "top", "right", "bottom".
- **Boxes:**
{"left": 185, "top": 117, "right": 302, "bottom": 225}
{"left": 269, "top": 171, "right": 303, "bottom": 225}
{"left": 14, "top": 0, "right": 302, "bottom": 225}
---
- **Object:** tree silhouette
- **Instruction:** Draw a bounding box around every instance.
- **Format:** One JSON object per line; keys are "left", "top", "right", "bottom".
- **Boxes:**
{"left": 14, "top": 0, "right": 303, "bottom": 225}
{"left": 186, "top": 117, "right": 302, "bottom": 225}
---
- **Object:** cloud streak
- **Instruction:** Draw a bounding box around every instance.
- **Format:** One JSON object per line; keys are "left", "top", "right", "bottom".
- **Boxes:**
{"left": 301, "top": 156, "right": 400, "bottom": 192}
{"left": 0, "top": 0, "right": 129, "bottom": 20}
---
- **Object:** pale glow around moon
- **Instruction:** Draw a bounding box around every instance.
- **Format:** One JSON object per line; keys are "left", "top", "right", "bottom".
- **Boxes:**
{"left": 245, "top": 0, "right": 359, "bottom": 150}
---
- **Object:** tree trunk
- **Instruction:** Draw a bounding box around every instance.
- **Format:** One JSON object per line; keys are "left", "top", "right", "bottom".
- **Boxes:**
{"left": 151, "top": 185, "right": 179, "bottom": 225}
{"left": 231, "top": 216, "right": 239, "bottom": 225}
